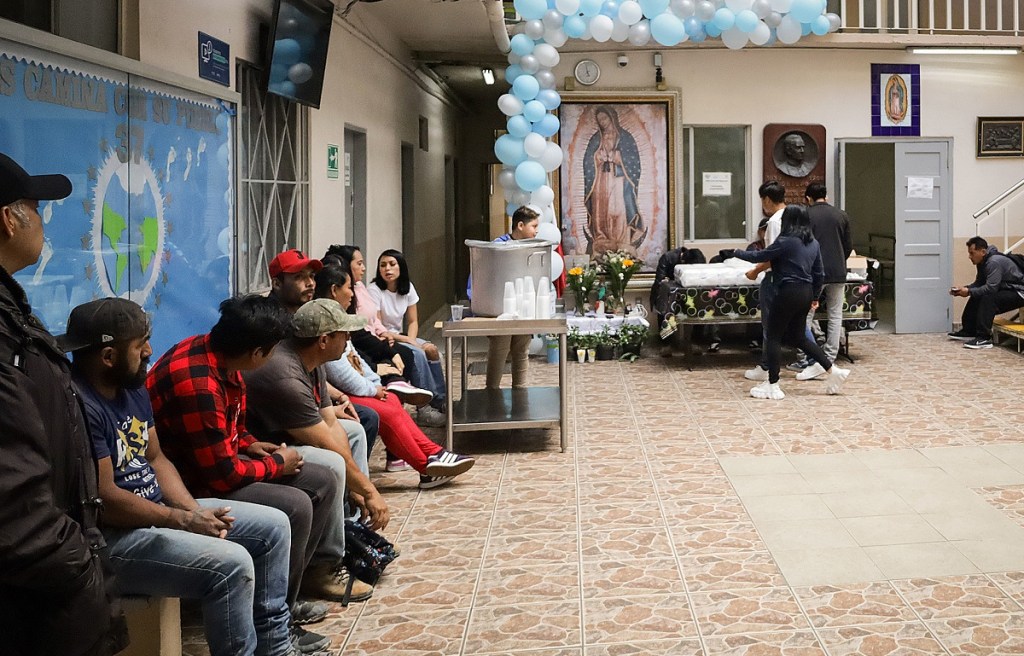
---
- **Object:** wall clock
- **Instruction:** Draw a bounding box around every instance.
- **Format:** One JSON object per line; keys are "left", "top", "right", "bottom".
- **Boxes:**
{"left": 574, "top": 59, "right": 600, "bottom": 86}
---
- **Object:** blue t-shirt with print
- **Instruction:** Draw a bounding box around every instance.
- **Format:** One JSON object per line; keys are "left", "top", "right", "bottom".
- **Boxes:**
{"left": 77, "top": 381, "right": 163, "bottom": 504}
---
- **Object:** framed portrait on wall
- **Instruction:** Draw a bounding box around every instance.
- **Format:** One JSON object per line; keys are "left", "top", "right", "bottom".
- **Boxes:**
{"left": 557, "top": 94, "right": 676, "bottom": 274}
{"left": 871, "top": 63, "right": 920, "bottom": 137}
{"left": 977, "top": 117, "right": 1024, "bottom": 158}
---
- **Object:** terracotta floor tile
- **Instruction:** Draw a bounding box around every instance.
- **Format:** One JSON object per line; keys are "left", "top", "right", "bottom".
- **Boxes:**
{"left": 794, "top": 582, "right": 918, "bottom": 628}
{"left": 385, "top": 537, "right": 486, "bottom": 574}
{"left": 343, "top": 608, "right": 470, "bottom": 655}
{"left": 496, "top": 482, "right": 579, "bottom": 507}
{"left": 489, "top": 508, "right": 579, "bottom": 535}
{"left": 474, "top": 563, "right": 579, "bottom": 606}
{"left": 580, "top": 527, "right": 674, "bottom": 561}
{"left": 360, "top": 569, "right": 477, "bottom": 616}
{"left": 927, "top": 614, "right": 1024, "bottom": 655}
{"left": 464, "top": 601, "right": 581, "bottom": 653}
{"left": 988, "top": 571, "right": 1024, "bottom": 605}
{"left": 483, "top": 532, "right": 579, "bottom": 568}
{"left": 399, "top": 510, "right": 492, "bottom": 541}
{"left": 681, "top": 551, "right": 787, "bottom": 592}
{"left": 701, "top": 630, "right": 826, "bottom": 655}
{"left": 660, "top": 496, "right": 751, "bottom": 524}
{"left": 583, "top": 639, "right": 703, "bottom": 656}
{"left": 671, "top": 521, "right": 767, "bottom": 554}
{"left": 578, "top": 502, "right": 665, "bottom": 531}
{"left": 583, "top": 594, "right": 698, "bottom": 644}
{"left": 690, "top": 587, "right": 811, "bottom": 635}
{"left": 816, "top": 622, "right": 946, "bottom": 655}
{"left": 581, "top": 558, "right": 685, "bottom": 598}
{"left": 892, "top": 575, "right": 1022, "bottom": 619}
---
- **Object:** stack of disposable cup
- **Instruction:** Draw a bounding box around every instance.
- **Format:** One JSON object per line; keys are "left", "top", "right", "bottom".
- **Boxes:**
{"left": 514, "top": 278, "right": 524, "bottom": 316}
{"left": 503, "top": 281, "right": 517, "bottom": 316}
{"left": 536, "top": 276, "right": 550, "bottom": 319}
{"left": 521, "top": 277, "right": 536, "bottom": 319}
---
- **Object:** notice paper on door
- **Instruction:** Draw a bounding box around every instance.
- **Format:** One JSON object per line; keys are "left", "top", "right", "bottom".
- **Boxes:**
{"left": 907, "top": 176, "right": 934, "bottom": 199}
{"left": 702, "top": 172, "right": 731, "bottom": 197}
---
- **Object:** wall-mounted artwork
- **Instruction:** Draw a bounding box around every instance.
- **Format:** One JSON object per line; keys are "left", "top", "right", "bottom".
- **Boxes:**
{"left": 558, "top": 94, "right": 675, "bottom": 273}
{"left": 872, "top": 63, "right": 920, "bottom": 137}
{"left": 977, "top": 117, "right": 1024, "bottom": 158}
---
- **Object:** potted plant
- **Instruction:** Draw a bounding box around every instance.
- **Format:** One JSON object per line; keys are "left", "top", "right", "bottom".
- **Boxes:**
{"left": 584, "top": 332, "right": 597, "bottom": 363}
{"left": 567, "top": 328, "right": 587, "bottom": 363}
{"left": 618, "top": 322, "right": 649, "bottom": 361}
{"left": 595, "top": 326, "right": 617, "bottom": 361}
{"left": 566, "top": 264, "right": 598, "bottom": 315}
{"left": 544, "top": 333, "right": 560, "bottom": 364}
{"left": 599, "top": 250, "right": 642, "bottom": 314}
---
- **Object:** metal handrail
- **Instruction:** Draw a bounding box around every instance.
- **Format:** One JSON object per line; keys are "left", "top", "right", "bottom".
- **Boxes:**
{"left": 973, "top": 178, "right": 1024, "bottom": 219}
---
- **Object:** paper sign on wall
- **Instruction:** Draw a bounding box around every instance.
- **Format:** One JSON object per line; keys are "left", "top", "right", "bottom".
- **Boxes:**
{"left": 702, "top": 172, "right": 731, "bottom": 197}
{"left": 907, "top": 176, "right": 934, "bottom": 199}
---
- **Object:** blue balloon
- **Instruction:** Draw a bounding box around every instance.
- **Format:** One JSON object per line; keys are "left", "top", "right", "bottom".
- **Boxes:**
{"left": 533, "top": 113, "right": 560, "bottom": 137}
{"left": 704, "top": 22, "right": 722, "bottom": 37}
{"left": 270, "top": 80, "right": 296, "bottom": 98}
{"left": 735, "top": 9, "right": 759, "bottom": 32}
{"left": 801, "top": 20, "right": 812, "bottom": 35}
{"left": 510, "top": 33, "right": 536, "bottom": 56}
{"left": 523, "top": 99, "right": 547, "bottom": 123}
{"left": 514, "top": 0, "right": 548, "bottom": 20}
{"left": 712, "top": 8, "right": 735, "bottom": 30}
{"left": 650, "top": 13, "right": 685, "bottom": 45}
{"left": 638, "top": 0, "right": 668, "bottom": 18}
{"left": 507, "top": 201, "right": 518, "bottom": 216}
{"left": 683, "top": 16, "right": 703, "bottom": 37}
{"left": 536, "top": 88, "right": 562, "bottom": 110}
{"left": 507, "top": 115, "right": 531, "bottom": 138}
{"left": 270, "top": 63, "right": 289, "bottom": 83}
{"left": 601, "top": 0, "right": 619, "bottom": 16}
{"left": 495, "top": 134, "right": 527, "bottom": 166}
{"left": 563, "top": 15, "right": 586, "bottom": 37}
{"left": 811, "top": 14, "right": 829, "bottom": 34}
{"left": 790, "top": 0, "right": 822, "bottom": 22}
{"left": 580, "top": 0, "right": 603, "bottom": 16}
{"left": 505, "top": 64, "right": 524, "bottom": 83}
{"left": 512, "top": 74, "right": 540, "bottom": 101}
{"left": 273, "top": 39, "right": 301, "bottom": 66}
{"left": 515, "top": 160, "right": 546, "bottom": 192}
{"left": 690, "top": 28, "right": 707, "bottom": 42}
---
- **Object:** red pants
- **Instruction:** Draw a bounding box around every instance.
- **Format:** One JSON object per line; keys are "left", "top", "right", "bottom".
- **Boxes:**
{"left": 351, "top": 394, "right": 442, "bottom": 471}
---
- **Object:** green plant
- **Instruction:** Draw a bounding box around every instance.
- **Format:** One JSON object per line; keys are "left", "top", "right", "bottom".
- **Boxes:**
{"left": 567, "top": 327, "right": 585, "bottom": 350}
{"left": 596, "top": 326, "right": 617, "bottom": 346}
{"left": 599, "top": 250, "right": 642, "bottom": 305}
{"left": 566, "top": 264, "right": 598, "bottom": 313}
{"left": 617, "top": 322, "right": 649, "bottom": 347}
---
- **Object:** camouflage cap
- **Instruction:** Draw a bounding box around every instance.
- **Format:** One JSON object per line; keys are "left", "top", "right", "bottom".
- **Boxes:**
{"left": 293, "top": 298, "right": 367, "bottom": 338}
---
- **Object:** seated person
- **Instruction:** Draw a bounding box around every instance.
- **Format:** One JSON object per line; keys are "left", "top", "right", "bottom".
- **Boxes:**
{"left": 368, "top": 249, "right": 447, "bottom": 428}
{"left": 949, "top": 236, "right": 1024, "bottom": 349}
{"left": 651, "top": 246, "right": 706, "bottom": 353}
{"left": 314, "top": 267, "right": 476, "bottom": 489}
{"left": 67, "top": 298, "right": 318, "bottom": 656}
{"left": 147, "top": 295, "right": 371, "bottom": 622}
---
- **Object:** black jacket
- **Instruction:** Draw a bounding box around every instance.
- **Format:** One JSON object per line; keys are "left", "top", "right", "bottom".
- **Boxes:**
{"left": 970, "top": 246, "right": 1024, "bottom": 297}
{"left": 651, "top": 247, "right": 705, "bottom": 310}
{"left": 0, "top": 265, "right": 122, "bottom": 655}
{"left": 807, "top": 202, "right": 852, "bottom": 284}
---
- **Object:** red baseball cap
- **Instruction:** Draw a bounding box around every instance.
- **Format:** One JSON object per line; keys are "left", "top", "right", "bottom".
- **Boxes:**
{"left": 268, "top": 249, "right": 323, "bottom": 278}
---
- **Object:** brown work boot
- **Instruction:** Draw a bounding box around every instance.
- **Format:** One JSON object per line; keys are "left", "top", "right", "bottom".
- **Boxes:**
{"left": 301, "top": 562, "right": 373, "bottom": 603}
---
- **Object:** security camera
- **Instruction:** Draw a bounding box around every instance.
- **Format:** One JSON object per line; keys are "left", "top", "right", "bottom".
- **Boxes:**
{"left": 617, "top": 54, "right": 628, "bottom": 68}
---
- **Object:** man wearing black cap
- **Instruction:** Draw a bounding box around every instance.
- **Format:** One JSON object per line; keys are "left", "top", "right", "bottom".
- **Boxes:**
{"left": 0, "top": 153, "right": 127, "bottom": 655}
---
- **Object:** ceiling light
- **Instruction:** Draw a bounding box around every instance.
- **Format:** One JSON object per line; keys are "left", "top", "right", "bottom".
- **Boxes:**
{"left": 907, "top": 47, "right": 1020, "bottom": 55}
{"left": 482, "top": 68, "right": 495, "bottom": 85}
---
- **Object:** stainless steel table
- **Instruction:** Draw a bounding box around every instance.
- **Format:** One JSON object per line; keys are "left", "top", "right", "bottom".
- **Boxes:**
{"left": 442, "top": 316, "right": 568, "bottom": 452}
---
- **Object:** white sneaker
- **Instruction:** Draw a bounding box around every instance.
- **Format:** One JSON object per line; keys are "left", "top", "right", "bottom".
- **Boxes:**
{"left": 750, "top": 380, "right": 784, "bottom": 400}
{"left": 825, "top": 367, "right": 850, "bottom": 395}
{"left": 796, "top": 362, "right": 827, "bottom": 381}
{"left": 744, "top": 365, "right": 768, "bottom": 381}
{"left": 385, "top": 380, "right": 433, "bottom": 406}
{"left": 415, "top": 406, "right": 446, "bottom": 427}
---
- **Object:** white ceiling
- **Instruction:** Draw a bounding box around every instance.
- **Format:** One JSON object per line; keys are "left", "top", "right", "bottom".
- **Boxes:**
{"left": 351, "top": 0, "right": 505, "bottom": 61}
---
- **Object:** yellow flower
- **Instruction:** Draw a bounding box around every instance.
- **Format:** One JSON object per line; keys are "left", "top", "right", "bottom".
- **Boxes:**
{"left": 623, "top": 259, "right": 634, "bottom": 268}
{"left": 568, "top": 267, "right": 583, "bottom": 276}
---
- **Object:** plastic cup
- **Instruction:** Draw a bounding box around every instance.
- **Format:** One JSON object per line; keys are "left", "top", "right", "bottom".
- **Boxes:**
{"left": 450, "top": 304, "right": 464, "bottom": 321}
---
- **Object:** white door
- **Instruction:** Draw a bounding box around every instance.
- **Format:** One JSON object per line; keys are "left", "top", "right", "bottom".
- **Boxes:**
{"left": 894, "top": 141, "right": 952, "bottom": 333}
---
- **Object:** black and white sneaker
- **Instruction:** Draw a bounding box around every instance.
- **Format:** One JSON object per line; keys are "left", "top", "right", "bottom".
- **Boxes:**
{"left": 786, "top": 359, "right": 811, "bottom": 372}
{"left": 423, "top": 450, "right": 475, "bottom": 477}
{"left": 419, "top": 474, "right": 455, "bottom": 489}
{"left": 964, "top": 337, "right": 993, "bottom": 349}
{"left": 948, "top": 329, "right": 974, "bottom": 340}
{"left": 290, "top": 625, "right": 330, "bottom": 654}
{"left": 290, "top": 600, "right": 329, "bottom": 626}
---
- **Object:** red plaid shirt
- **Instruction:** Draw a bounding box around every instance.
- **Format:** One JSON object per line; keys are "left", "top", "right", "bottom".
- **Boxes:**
{"left": 146, "top": 334, "right": 282, "bottom": 496}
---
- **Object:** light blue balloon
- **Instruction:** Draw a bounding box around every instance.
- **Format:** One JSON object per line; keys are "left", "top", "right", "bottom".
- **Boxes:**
{"left": 790, "top": 0, "right": 822, "bottom": 23}
{"left": 801, "top": 20, "right": 812, "bottom": 35}
{"left": 563, "top": 15, "right": 587, "bottom": 37}
{"left": 523, "top": 100, "right": 547, "bottom": 123}
{"left": 510, "top": 33, "right": 536, "bottom": 56}
{"left": 601, "top": 0, "right": 619, "bottom": 16}
{"left": 579, "top": 0, "right": 603, "bottom": 16}
{"left": 712, "top": 8, "right": 735, "bottom": 30}
{"left": 505, "top": 64, "right": 524, "bottom": 83}
{"left": 690, "top": 27, "right": 707, "bottom": 41}
{"left": 515, "top": 160, "right": 547, "bottom": 192}
{"left": 507, "top": 201, "right": 518, "bottom": 216}
{"left": 507, "top": 115, "right": 531, "bottom": 138}
{"left": 683, "top": 16, "right": 703, "bottom": 37}
{"left": 704, "top": 22, "right": 722, "bottom": 37}
{"left": 811, "top": 14, "right": 829, "bottom": 34}
{"left": 650, "top": 13, "right": 685, "bottom": 45}
{"left": 273, "top": 80, "right": 297, "bottom": 98}
{"left": 495, "top": 134, "right": 527, "bottom": 166}
{"left": 638, "top": 0, "right": 669, "bottom": 18}
{"left": 735, "top": 9, "right": 759, "bottom": 32}
{"left": 273, "top": 39, "right": 301, "bottom": 66}
{"left": 270, "top": 63, "right": 289, "bottom": 83}
{"left": 534, "top": 113, "right": 560, "bottom": 137}
{"left": 512, "top": 74, "right": 540, "bottom": 101}
{"left": 536, "top": 88, "right": 562, "bottom": 110}
{"left": 514, "top": 0, "right": 548, "bottom": 20}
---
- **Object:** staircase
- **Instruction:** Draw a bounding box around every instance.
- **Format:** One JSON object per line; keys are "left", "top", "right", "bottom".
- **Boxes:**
{"left": 975, "top": 177, "right": 1024, "bottom": 254}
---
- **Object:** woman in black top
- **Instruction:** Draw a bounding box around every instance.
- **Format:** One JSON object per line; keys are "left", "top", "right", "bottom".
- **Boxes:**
{"left": 732, "top": 204, "right": 850, "bottom": 399}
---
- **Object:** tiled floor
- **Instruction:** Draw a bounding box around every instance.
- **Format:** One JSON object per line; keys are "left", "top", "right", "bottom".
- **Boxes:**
{"left": 182, "top": 332, "right": 1024, "bottom": 655}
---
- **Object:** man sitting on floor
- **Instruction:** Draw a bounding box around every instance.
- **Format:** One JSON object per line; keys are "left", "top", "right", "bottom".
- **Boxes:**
{"left": 68, "top": 298, "right": 316, "bottom": 656}
{"left": 949, "top": 236, "right": 1024, "bottom": 349}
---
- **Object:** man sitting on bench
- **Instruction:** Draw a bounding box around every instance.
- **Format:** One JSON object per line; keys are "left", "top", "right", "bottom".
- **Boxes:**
{"left": 949, "top": 236, "right": 1024, "bottom": 349}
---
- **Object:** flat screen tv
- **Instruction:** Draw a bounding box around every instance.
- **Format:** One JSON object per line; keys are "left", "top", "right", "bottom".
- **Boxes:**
{"left": 266, "top": 0, "right": 333, "bottom": 109}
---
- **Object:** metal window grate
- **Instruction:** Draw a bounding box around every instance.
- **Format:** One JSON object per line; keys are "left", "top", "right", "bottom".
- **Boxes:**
{"left": 236, "top": 63, "right": 309, "bottom": 293}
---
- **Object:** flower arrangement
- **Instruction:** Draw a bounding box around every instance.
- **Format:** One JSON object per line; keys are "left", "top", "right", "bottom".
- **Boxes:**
{"left": 599, "top": 250, "right": 642, "bottom": 310}
{"left": 566, "top": 264, "right": 599, "bottom": 314}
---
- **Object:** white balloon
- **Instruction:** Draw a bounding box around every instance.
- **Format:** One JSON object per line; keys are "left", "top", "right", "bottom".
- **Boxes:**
{"left": 539, "top": 142, "right": 564, "bottom": 171}
{"left": 749, "top": 20, "right": 771, "bottom": 44}
{"left": 498, "top": 168, "right": 517, "bottom": 189}
{"left": 498, "top": 94, "right": 524, "bottom": 116}
{"left": 618, "top": 0, "right": 643, "bottom": 24}
{"left": 537, "top": 222, "right": 561, "bottom": 243}
{"left": 769, "top": 0, "right": 791, "bottom": 11}
{"left": 721, "top": 25, "right": 749, "bottom": 48}
{"left": 764, "top": 10, "right": 782, "bottom": 27}
{"left": 590, "top": 14, "right": 614, "bottom": 41}
{"left": 628, "top": 19, "right": 652, "bottom": 45}
{"left": 534, "top": 43, "right": 560, "bottom": 68}
{"left": 751, "top": 0, "right": 771, "bottom": 17}
{"left": 532, "top": 185, "right": 555, "bottom": 207}
{"left": 524, "top": 133, "right": 547, "bottom": 158}
{"left": 725, "top": 0, "right": 752, "bottom": 10}
{"left": 580, "top": 22, "right": 592, "bottom": 39}
{"left": 696, "top": 0, "right": 716, "bottom": 20}
{"left": 524, "top": 19, "right": 546, "bottom": 39}
{"left": 543, "top": 9, "right": 564, "bottom": 28}
{"left": 535, "top": 69, "right": 557, "bottom": 89}
{"left": 555, "top": 0, "right": 579, "bottom": 15}
{"left": 826, "top": 11, "right": 841, "bottom": 31}
{"left": 544, "top": 27, "right": 569, "bottom": 46}
{"left": 519, "top": 54, "right": 540, "bottom": 74}
{"left": 671, "top": 0, "right": 695, "bottom": 16}
{"left": 776, "top": 13, "right": 801, "bottom": 42}
{"left": 611, "top": 19, "right": 630, "bottom": 40}
{"left": 550, "top": 250, "right": 564, "bottom": 279}
{"left": 503, "top": 187, "right": 514, "bottom": 202}
{"left": 513, "top": 190, "right": 531, "bottom": 205}
{"left": 543, "top": 205, "right": 556, "bottom": 223}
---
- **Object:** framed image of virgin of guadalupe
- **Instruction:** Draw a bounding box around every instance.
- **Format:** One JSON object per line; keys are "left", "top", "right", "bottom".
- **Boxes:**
{"left": 558, "top": 94, "right": 676, "bottom": 273}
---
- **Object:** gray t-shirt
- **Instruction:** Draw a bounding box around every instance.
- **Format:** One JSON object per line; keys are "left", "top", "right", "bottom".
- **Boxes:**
{"left": 242, "top": 340, "right": 330, "bottom": 444}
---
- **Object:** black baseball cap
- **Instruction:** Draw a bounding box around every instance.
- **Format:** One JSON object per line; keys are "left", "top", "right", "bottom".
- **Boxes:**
{"left": 0, "top": 152, "right": 73, "bottom": 209}
{"left": 58, "top": 298, "right": 151, "bottom": 352}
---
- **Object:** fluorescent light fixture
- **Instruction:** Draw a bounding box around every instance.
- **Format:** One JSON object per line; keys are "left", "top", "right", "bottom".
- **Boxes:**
{"left": 907, "top": 47, "right": 1020, "bottom": 55}
{"left": 482, "top": 68, "right": 495, "bottom": 85}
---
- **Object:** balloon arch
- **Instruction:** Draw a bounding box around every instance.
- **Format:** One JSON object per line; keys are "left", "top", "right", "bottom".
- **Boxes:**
{"left": 494, "top": 0, "right": 840, "bottom": 279}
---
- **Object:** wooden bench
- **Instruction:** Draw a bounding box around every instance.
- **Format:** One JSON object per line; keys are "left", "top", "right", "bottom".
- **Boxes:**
{"left": 118, "top": 596, "right": 181, "bottom": 656}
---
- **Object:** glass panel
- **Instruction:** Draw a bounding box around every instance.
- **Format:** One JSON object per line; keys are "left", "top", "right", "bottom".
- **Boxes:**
{"left": 687, "top": 126, "right": 748, "bottom": 241}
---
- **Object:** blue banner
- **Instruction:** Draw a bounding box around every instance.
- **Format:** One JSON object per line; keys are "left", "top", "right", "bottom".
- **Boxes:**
{"left": 0, "top": 42, "right": 233, "bottom": 359}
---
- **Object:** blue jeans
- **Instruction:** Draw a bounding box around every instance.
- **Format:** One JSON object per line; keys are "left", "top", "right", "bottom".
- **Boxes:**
{"left": 396, "top": 341, "right": 446, "bottom": 409}
{"left": 355, "top": 403, "right": 379, "bottom": 455}
{"left": 104, "top": 499, "right": 291, "bottom": 656}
